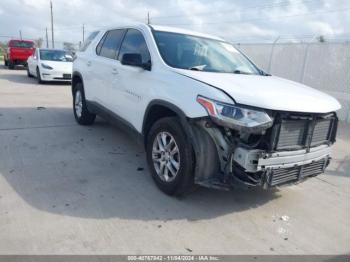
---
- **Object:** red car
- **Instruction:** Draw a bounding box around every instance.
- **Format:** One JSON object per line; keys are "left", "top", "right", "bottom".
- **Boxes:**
{"left": 4, "top": 39, "right": 35, "bottom": 69}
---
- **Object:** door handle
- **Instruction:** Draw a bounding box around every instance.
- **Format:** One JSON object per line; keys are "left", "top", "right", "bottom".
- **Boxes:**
{"left": 86, "top": 61, "right": 91, "bottom": 67}
{"left": 112, "top": 68, "right": 118, "bottom": 75}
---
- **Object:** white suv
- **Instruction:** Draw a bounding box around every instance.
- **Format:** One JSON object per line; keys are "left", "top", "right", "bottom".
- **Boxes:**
{"left": 72, "top": 23, "right": 341, "bottom": 196}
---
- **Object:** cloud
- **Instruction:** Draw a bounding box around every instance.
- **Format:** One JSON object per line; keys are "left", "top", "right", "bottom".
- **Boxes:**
{"left": 0, "top": 0, "right": 348, "bottom": 46}
{"left": 307, "top": 21, "right": 343, "bottom": 36}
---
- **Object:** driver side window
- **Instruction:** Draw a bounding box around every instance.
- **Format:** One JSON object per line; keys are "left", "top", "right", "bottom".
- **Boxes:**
{"left": 118, "top": 29, "right": 151, "bottom": 64}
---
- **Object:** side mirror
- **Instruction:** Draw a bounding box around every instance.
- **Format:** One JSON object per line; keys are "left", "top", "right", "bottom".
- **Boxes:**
{"left": 121, "top": 53, "right": 151, "bottom": 71}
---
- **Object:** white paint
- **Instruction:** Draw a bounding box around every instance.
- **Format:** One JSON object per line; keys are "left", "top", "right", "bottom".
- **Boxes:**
{"left": 75, "top": 23, "right": 341, "bottom": 133}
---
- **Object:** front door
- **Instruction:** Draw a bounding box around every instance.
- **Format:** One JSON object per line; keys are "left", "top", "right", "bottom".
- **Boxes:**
{"left": 111, "top": 28, "right": 152, "bottom": 129}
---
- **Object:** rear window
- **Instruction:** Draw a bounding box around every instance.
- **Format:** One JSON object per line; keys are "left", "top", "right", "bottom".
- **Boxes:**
{"left": 80, "top": 31, "right": 100, "bottom": 52}
{"left": 9, "top": 41, "right": 34, "bottom": 48}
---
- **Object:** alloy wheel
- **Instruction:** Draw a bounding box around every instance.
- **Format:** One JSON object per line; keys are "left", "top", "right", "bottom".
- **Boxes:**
{"left": 74, "top": 90, "right": 83, "bottom": 118}
{"left": 152, "top": 131, "right": 180, "bottom": 182}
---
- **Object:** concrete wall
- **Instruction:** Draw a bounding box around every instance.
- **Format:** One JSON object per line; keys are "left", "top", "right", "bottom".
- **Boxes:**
{"left": 237, "top": 43, "right": 350, "bottom": 122}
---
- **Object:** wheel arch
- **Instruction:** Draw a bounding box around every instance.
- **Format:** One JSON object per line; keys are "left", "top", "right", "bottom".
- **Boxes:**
{"left": 142, "top": 100, "right": 191, "bottom": 140}
{"left": 72, "top": 71, "right": 84, "bottom": 94}
{"left": 143, "top": 100, "right": 221, "bottom": 189}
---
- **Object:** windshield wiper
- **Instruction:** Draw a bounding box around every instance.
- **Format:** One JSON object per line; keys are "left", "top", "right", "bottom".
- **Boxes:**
{"left": 189, "top": 65, "right": 206, "bottom": 71}
{"left": 260, "top": 70, "right": 271, "bottom": 76}
{"left": 233, "top": 70, "right": 253, "bottom": 75}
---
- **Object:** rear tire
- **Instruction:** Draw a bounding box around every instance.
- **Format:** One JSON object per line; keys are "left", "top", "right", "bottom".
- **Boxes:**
{"left": 146, "top": 117, "right": 195, "bottom": 196}
{"left": 27, "top": 67, "right": 33, "bottom": 77}
{"left": 8, "top": 61, "right": 14, "bottom": 69}
{"left": 73, "top": 82, "right": 96, "bottom": 125}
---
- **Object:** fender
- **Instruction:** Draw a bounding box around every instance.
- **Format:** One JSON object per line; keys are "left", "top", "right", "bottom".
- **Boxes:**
{"left": 142, "top": 99, "right": 195, "bottom": 139}
{"left": 142, "top": 99, "right": 201, "bottom": 160}
{"left": 143, "top": 100, "right": 220, "bottom": 184}
{"left": 173, "top": 71, "right": 237, "bottom": 104}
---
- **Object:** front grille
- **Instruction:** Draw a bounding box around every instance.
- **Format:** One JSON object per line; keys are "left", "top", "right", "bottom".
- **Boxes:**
{"left": 272, "top": 113, "right": 337, "bottom": 151}
{"left": 268, "top": 158, "right": 327, "bottom": 186}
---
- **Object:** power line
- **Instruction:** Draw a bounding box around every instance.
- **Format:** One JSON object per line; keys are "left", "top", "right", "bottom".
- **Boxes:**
{"left": 38, "top": 0, "right": 318, "bottom": 32}
{"left": 229, "top": 32, "right": 350, "bottom": 44}
{"left": 151, "top": 0, "right": 319, "bottom": 20}
{"left": 160, "top": 6, "right": 350, "bottom": 26}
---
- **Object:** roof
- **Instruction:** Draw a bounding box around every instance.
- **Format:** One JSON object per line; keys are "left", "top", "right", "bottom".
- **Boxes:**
{"left": 100, "top": 22, "right": 225, "bottom": 42}
{"left": 8, "top": 39, "right": 34, "bottom": 42}
{"left": 150, "top": 25, "right": 225, "bottom": 41}
{"left": 37, "top": 48, "right": 66, "bottom": 51}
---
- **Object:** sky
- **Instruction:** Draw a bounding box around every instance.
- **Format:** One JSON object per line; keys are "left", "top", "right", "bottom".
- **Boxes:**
{"left": 0, "top": 0, "right": 350, "bottom": 48}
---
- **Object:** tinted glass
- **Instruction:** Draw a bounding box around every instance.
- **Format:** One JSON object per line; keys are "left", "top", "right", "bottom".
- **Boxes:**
{"left": 99, "top": 29, "right": 125, "bottom": 59}
{"left": 96, "top": 32, "right": 107, "bottom": 55}
{"left": 39, "top": 50, "right": 73, "bottom": 62}
{"left": 153, "top": 31, "right": 260, "bottom": 74}
{"left": 10, "top": 40, "right": 34, "bottom": 48}
{"left": 118, "top": 29, "right": 150, "bottom": 64}
{"left": 80, "top": 31, "right": 99, "bottom": 52}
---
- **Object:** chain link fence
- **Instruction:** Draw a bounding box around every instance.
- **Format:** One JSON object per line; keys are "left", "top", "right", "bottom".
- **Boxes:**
{"left": 236, "top": 42, "right": 350, "bottom": 122}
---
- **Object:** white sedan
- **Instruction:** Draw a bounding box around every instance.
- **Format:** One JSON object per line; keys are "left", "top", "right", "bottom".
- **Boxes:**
{"left": 27, "top": 48, "right": 73, "bottom": 83}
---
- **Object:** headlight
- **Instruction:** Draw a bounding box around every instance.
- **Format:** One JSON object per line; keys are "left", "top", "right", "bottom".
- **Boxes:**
{"left": 41, "top": 63, "right": 53, "bottom": 70}
{"left": 197, "top": 95, "right": 273, "bottom": 133}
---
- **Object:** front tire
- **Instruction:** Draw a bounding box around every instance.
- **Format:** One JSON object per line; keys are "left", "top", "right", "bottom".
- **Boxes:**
{"left": 146, "top": 117, "right": 195, "bottom": 196}
{"left": 36, "top": 67, "right": 43, "bottom": 83}
{"left": 73, "top": 82, "right": 96, "bottom": 125}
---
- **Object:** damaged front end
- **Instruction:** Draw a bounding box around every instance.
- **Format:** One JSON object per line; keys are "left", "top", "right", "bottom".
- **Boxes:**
{"left": 191, "top": 96, "right": 338, "bottom": 190}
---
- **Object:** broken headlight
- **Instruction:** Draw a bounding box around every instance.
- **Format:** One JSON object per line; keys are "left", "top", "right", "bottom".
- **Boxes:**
{"left": 197, "top": 95, "right": 273, "bottom": 133}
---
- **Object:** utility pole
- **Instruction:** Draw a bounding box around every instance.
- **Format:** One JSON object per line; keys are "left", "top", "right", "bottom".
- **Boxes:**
{"left": 50, "top": 0, "right": 54, "bottom": 48}
{"left": 19, "top": 30, "right": 22, "bottom": 40}
{"left": 45, "top": 27, "right": 49, "bottom": 48}
{"left": 82, "top": 24, "right": 85, "bottom": 42}
{"left": 147, "top": 12, "right": 150, "bottom": 24}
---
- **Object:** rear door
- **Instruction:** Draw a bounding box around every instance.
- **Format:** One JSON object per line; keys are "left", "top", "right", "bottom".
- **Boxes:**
{"left": 87, "top": 29, "right": 125, "bottom": 108}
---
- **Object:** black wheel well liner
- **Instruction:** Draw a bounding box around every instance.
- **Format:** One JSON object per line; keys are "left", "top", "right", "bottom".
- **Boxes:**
{"left": 72, "top": 71, "right": 84, "bottom": 94}
{"left": 142, "top": 100, "right": 191, "bottom": 138}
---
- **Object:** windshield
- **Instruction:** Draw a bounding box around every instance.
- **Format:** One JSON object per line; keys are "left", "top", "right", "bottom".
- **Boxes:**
{"left": 39, "top": 50, "right": 73, "bottom": 62}
{"left": 10, "top": 40, "right": 34, "bottom": 48}
{"left": 153, "top": 31, "right": 260, "bottom": 74}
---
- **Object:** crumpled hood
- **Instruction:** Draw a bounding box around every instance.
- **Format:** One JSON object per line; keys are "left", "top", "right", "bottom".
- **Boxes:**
{"left": 175, "top": 69, "right": 341, "bottom": 113}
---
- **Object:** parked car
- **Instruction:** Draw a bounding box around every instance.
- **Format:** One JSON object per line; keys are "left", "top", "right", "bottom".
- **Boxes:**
{"left": 27, "top": 48, "right": 73, "bottom": 83}
{"left": 72, "top": 23, "right": 341, "bottom": 196}
{"left": 4, "top": 39, "right": 35, "bottom": 69}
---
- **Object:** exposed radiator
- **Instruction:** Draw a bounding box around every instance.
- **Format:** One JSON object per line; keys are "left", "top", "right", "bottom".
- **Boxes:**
{"left": 268, "top": 158, "right": 327, "bottom": 186}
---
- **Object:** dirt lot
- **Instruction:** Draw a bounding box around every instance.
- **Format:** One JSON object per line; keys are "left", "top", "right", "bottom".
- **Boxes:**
{"left": 0, "top": 63, "right": 349, "bottom": 255}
